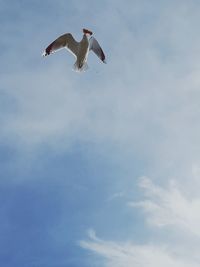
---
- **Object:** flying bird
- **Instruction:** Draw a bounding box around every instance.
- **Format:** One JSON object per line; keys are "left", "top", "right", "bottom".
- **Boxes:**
{"left": 42, "top": 28, "right": 106, "bottom": 72}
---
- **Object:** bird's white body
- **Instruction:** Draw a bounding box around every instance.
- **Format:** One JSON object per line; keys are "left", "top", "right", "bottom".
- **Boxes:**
{"left": 73, "top": 34, "right": 89, "bottom": 71}
{"left": 43, "top": 29, "right": 106, "bottom": 72}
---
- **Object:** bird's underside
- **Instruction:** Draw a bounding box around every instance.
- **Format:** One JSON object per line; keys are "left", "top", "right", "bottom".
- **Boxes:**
{"left": 42, "top": 29, "right": 106, "bottom": 72}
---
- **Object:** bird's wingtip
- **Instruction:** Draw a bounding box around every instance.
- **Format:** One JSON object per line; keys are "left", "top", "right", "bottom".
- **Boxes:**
{"left": 42, "top": 51, "right": 47, "bottom": 57}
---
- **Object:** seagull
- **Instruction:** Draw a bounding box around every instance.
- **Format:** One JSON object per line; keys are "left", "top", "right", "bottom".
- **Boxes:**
{"left": 42, "top": 28, "right": 106, "bottom": 72}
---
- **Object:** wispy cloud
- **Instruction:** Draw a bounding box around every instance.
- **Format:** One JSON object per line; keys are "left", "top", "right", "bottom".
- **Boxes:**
{"left": 130, "top": 176, "right": 200, "bottom": 236}
{"left": 80, "top": 231, "right": 199, "bottom": 267}
{"left": 80, "top": 171, "right": 200, "bottom": 266}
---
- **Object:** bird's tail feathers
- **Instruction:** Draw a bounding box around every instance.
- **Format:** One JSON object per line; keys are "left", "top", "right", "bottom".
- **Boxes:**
{"left": 73, "top": 62, "right": 89, "bottom": 72}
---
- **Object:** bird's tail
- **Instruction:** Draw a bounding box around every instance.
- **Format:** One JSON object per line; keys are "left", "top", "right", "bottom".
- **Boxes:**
{"left": 73, "top": 62, "right": 89, "bottom": 72}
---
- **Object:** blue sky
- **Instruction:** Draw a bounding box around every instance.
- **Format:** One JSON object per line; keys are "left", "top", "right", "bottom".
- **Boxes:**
{"left": 1, "top": 1, "right": 200, "bottom": 266}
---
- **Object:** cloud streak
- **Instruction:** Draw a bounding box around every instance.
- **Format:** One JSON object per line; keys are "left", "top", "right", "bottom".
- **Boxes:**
{"left": 80, "top": 232, "right": 199, "bottom": 267}
{"left": 130, "top": 177, "right": 200, "bottom": 236}
{"left": 80, "top": 171, "right": 200, "bottom": 266}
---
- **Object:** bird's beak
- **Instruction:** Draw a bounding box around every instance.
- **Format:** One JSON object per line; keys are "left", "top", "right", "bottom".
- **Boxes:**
{"left": 83, "top": 28, "right": 93, "bottom": 35}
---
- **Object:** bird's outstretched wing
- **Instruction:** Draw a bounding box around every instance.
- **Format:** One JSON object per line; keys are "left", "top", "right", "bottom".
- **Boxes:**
{"left": 42, "top": 33, "right": 79, "bottom": 57}
{"left": 89, "top": 37, "right": 106, "bottom": 63}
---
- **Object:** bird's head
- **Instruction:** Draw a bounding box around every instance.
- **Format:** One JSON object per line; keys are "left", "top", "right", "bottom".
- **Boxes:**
{"left": 83, "top": 28, "right": 93, "bottom": 36}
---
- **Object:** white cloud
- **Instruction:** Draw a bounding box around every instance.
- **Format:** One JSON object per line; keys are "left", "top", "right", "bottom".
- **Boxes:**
{"left": 80, "top": 171, "right": 200, "bottom": 266}
{"left": 80, "top": 230, "right": 199, "bottom": 267}
{"left": 130, "top": 176, "right": 200, "bottom": 236}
